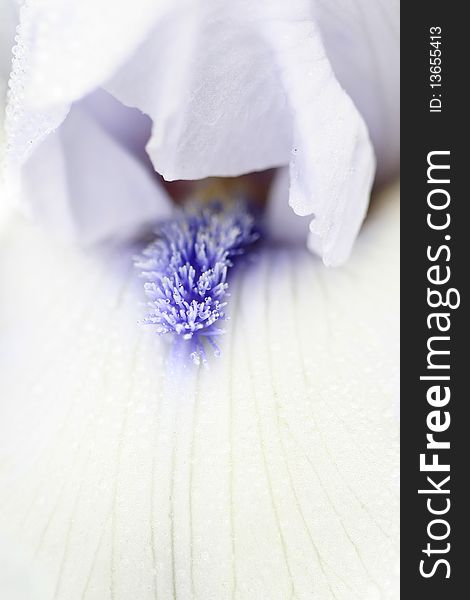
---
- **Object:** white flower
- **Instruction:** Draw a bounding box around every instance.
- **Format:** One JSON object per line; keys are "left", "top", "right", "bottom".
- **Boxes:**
{"left": 1, "top": 0, "right": 399, "bottom": 265}
{"left": 0, "top": 2, "right": 399, "bottom": 599}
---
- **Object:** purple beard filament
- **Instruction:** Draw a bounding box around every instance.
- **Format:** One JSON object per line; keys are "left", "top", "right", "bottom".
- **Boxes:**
{"left": 135, "top": 200, "right": 259, "bottom": 364}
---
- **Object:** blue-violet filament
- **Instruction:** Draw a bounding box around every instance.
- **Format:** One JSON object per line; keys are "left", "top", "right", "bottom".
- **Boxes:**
{"left": 135, "top": 200, "right": 258, "bottom": 364}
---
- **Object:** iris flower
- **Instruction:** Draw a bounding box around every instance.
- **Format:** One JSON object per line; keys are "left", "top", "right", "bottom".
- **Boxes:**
{"left": 0, "top": 1, "right": 399, "bottom": 599}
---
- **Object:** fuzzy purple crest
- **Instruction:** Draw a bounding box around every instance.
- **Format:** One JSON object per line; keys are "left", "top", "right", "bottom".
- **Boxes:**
{"left": 135, "top": 200, "right": 258, "bottom": 363}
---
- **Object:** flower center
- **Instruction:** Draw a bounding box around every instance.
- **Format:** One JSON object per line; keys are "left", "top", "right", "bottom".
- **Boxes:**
{"left": 135, "top": 198, "right": 259, "bottom": 364}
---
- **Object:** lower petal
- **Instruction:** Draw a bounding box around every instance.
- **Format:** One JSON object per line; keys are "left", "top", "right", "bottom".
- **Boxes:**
{"left": 0, "top": 183, "right": 399, "bottom": 599}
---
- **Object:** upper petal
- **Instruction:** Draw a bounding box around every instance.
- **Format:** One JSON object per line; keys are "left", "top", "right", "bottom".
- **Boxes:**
{"left": 259, "top": 12, "right": 376, "bottom": 265}
{"left": 1, "top": 0, "right": 174, "bottom": 209}
{"left": 2, "top": 0, "right": 398, "bottom": 264}
{"left": 0, "top": 0, "right": 18, "bottom": 123}
{"left": 19, "top": 0, "right": 174, "bottom": 110}
{"left": 0, "top": 0, "right": 19, "bottom": 226}
{"left": 21, "top": 91, "right": 172, "bottom": 244}
{"left": 105, "top": 4, "right": 293, "bottom": 181}
{"left": 314, "top": 0, "right": 400, "bottom": 180}
{"left": 106, "top": 0, "right": 379, "bottom": 264}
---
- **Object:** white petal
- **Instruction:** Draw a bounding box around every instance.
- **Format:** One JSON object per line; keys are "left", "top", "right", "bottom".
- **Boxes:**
{"left": 0, "top": 0, "right": 19, "bottom": 228}
{"left": 20, "top": 0, "right": 173, "bottom": 110}
{"left": 1, "top": 0, "right": 173, "bottom": 210}
{"left": 2, "top": 0, "right": 398, "bottom": 264}
{"left": 0, "top": 0, "right": 18, "bottom": 121}
{"left": 21, "top": 92, "right": 172, "bottom": 244}
{"left": 0, "top": 534, "right": 48, "bottom": 600}
{"left": 259, "top": 14, "right": 376, "bottom": 265}
{"left": 0, "top": 183, "right": 399, "bottom": 599}
{"left": 105, "top": 5, "right": 293, "bottom": 180}
{"left": 314, "top": 0, "right": 400, "bottom": 180}
{"left": 106, "top": 1, "right": 378, "bottom": 265}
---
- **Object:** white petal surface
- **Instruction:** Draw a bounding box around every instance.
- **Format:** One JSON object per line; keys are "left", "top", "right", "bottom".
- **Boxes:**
{"left": 259, "top": 11, "right": 376, "bottom": 265}
{"left": 0, "top": 0, "right": 18, "bottom": 131}
{"left": 314, "top": 0, "right": 400, "bottom": 180}
{"left": 0, "top": 184, "right": 399, "bottom": 599}
{"left": 20, "top": 92, "right": 172, "bottom": 244}
{"left": 106, "top": 0, "right": 377, "bottom": 265}
{"left": 19, "top": 0, "right": 173, "bottom": 110}
{"left": 105, "top": 4, "right": 293, "bottom": 181}
{"left": 1, "top": 0, "right": 172, "bottom": 211}
{"left": 0, "top": 0, "right": 18, "bottom": 228}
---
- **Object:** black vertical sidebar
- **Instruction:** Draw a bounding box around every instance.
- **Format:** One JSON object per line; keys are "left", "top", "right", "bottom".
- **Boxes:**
{"left": 401, "top": 4, "right": 468, "bottom": 598}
